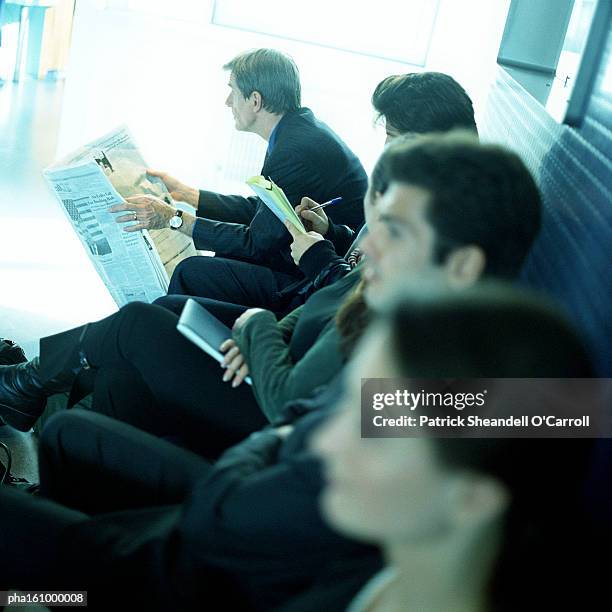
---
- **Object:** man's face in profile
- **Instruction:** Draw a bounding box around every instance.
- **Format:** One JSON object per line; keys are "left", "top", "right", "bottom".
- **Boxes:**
{"left": 361, "top": 182, "right": 442, "bottom": 309}
{"left": 225, "top": 73, "right": 256, "bottom": 132}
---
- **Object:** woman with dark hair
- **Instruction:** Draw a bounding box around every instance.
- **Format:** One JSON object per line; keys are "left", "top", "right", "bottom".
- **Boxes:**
{"left": 310, "top": 284, "right": 601, "bottom": 611}
{"left": 291, "top": 71, "right": 479, "bottom": 270}
{"left": 371, "top": 72, "right": 478, "bottom": 141}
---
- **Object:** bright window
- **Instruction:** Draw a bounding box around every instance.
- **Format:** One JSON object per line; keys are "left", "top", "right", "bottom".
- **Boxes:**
{"left": 211, "top": 0, "right": 440, "bottom": 65}
{"left": 108, "top": 0, "right": 208, "bottom": 22}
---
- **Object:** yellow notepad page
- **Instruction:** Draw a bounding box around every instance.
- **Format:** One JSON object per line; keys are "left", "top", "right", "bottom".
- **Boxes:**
{"left": 247, "top": 176, "right": 307, "bottom": 234}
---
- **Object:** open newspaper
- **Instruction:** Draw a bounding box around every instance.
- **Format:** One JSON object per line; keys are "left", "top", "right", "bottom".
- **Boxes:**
{"left": 44, "top": 126, "right": 199, "bottom": 307}
{"left": 48, "top": 125, "right": 198, "bottom": 277}
{"left": 44, "top": 160, "right": 169, "bottom": 306}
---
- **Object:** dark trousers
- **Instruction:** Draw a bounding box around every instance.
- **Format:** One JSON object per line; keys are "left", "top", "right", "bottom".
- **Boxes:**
{"left": 39, "top": 409, "right": 209, "bottom": 513}
{"left": 166, "top": 255, "right": 302, "bottom": 315}
{"left": 154, "top": 294, "right": 249, "bottom": 327}
{"left": 0, "top": 409, "right": 208, "bottom": 605}
{"left": 41, "top": 302, "right": 268, "bottom": 459}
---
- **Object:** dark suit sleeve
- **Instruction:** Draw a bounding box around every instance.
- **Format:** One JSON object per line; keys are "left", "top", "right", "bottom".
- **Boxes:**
{"left": 190, "top": 202, "right": 290, "bottom": 262}
{"left": 191, "top": 162, "right": 314, "bottom": 261}
{"left": 197, "top": 191, "right": 260, "bottom": 225}
{"left": 189, "top": 154, "right": 310, "bottom": 259}
{"left": 298, "top": 240, "right": 353, "bottom": 288}
{"left": 325, "top": 221, "right": 357, "bottom": 257}
{"left": 265, "top": 156, "right": 365, "bottom": 258}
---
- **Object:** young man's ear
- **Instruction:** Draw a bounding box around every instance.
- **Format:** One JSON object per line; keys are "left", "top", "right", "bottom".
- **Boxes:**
{"left": 445, "top": 245, "right": 486, "bottom": 287}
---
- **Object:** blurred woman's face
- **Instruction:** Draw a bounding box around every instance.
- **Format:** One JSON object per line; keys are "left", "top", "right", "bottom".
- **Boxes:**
{"left": 310, "top": 324, "right": 456, "bottom": 543}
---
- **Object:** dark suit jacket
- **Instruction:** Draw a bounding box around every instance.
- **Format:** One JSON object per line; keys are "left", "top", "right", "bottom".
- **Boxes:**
{"left": 64, "top": 395, "right": 381, "bottom": 611}
{"left": 192, "top": 107, "right": 367, "bottom": 275}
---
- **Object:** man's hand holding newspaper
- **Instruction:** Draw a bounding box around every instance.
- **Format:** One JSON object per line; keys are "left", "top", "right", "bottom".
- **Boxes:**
{"left": 44, "top": 126, "right": 202, "bottom": 308}
{"left": 146, "top": 169, "right": 200, "bottom": 207}
{"left": 110, "top": 195, "right": 179, "bottom": 233}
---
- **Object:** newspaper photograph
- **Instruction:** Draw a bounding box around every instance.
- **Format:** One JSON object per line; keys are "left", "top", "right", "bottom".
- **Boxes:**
{"left": 44, "top": 160, "right": 168, "bottom": 307}
{"left": 50, "top": 125, "right": 198, "bottom": 277}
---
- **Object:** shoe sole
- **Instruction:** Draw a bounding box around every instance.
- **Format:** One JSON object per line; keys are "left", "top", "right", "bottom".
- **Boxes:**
{"left": 0, "top": 402, "right": 40, "bottom": 432}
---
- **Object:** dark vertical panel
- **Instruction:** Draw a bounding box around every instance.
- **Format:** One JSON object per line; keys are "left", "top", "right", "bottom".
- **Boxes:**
{"left": 481, "top": 29, "right": 612, "bottom": 375}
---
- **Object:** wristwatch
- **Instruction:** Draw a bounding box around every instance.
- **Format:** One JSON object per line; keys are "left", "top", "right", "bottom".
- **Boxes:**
{"left": 169, "top": 209, "right": 184, "bottom": 230}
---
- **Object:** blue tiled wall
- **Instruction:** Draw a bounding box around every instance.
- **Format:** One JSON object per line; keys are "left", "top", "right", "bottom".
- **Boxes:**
{"left": 481, "top": 29, "right": 612, "bottom": 376}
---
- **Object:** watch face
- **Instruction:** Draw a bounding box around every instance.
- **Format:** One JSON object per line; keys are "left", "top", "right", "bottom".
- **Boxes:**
{"left": 169, "top": 215, "right": 183, "bottom": 229}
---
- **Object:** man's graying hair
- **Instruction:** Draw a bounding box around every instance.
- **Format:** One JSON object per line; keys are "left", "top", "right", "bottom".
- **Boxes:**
{"left": 224, "top": 49, "right": 301, "bottom": 115}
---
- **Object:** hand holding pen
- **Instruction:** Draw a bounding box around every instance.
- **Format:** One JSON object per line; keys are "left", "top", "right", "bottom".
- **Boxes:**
{"left": 309, "top": 196, "right": 343, "bottom": 212}
{"left": 295, "top": 196, "right": 342, "bottom": 235}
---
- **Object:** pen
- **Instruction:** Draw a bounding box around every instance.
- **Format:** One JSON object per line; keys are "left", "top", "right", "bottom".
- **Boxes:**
{"left": 309, "top": 197, "right": 343, "bottom": 212}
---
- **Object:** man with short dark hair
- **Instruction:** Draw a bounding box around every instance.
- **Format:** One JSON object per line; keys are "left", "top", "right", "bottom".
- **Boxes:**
{"left": 111, "top": 48, "right": 367, "bottom": 322}
{"left": 360, "top": 131, "right": 541, "bottom": 305}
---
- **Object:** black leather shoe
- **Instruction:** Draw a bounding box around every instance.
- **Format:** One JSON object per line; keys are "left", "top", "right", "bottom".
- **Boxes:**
{"left": 0, "top": 358, "right": 49, "bottom": 431}
{"left": 0, "top": 338, "right": 27, "bottom": 366}
{"left": 0, "top": 339, "right": 28, "bottom": 427}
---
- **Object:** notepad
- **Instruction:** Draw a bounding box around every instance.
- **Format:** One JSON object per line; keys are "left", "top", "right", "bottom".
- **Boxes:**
{"left": 247, "top": 176, "right": 307, "bottom": 234}
{"left": 177, "top": 298, "right": 252, "bottom": 386}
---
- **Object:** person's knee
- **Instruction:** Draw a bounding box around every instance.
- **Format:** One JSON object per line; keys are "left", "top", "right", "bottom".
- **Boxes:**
{"left": 153, "top": 294, "right": 189, "bottom": 315}
{"left": 119, "top": 300, "right": 151, "bottom": 321}
{"left": 118, "top": 301, "right": 171, "bottom": 331}
{"left": 41, "top": 409, "right": 119, "bottom": 455}
{"left": 38, "top": 409, "right": 119, "bottom": 502}
{"left": 168, "top": 255, "right": 232, "bottom": 296}
{"left": 168, "top": 256, "right": 205, "bottom": 294}
{"left": 39, "top": 410, "right": 85, "bottom": 458}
